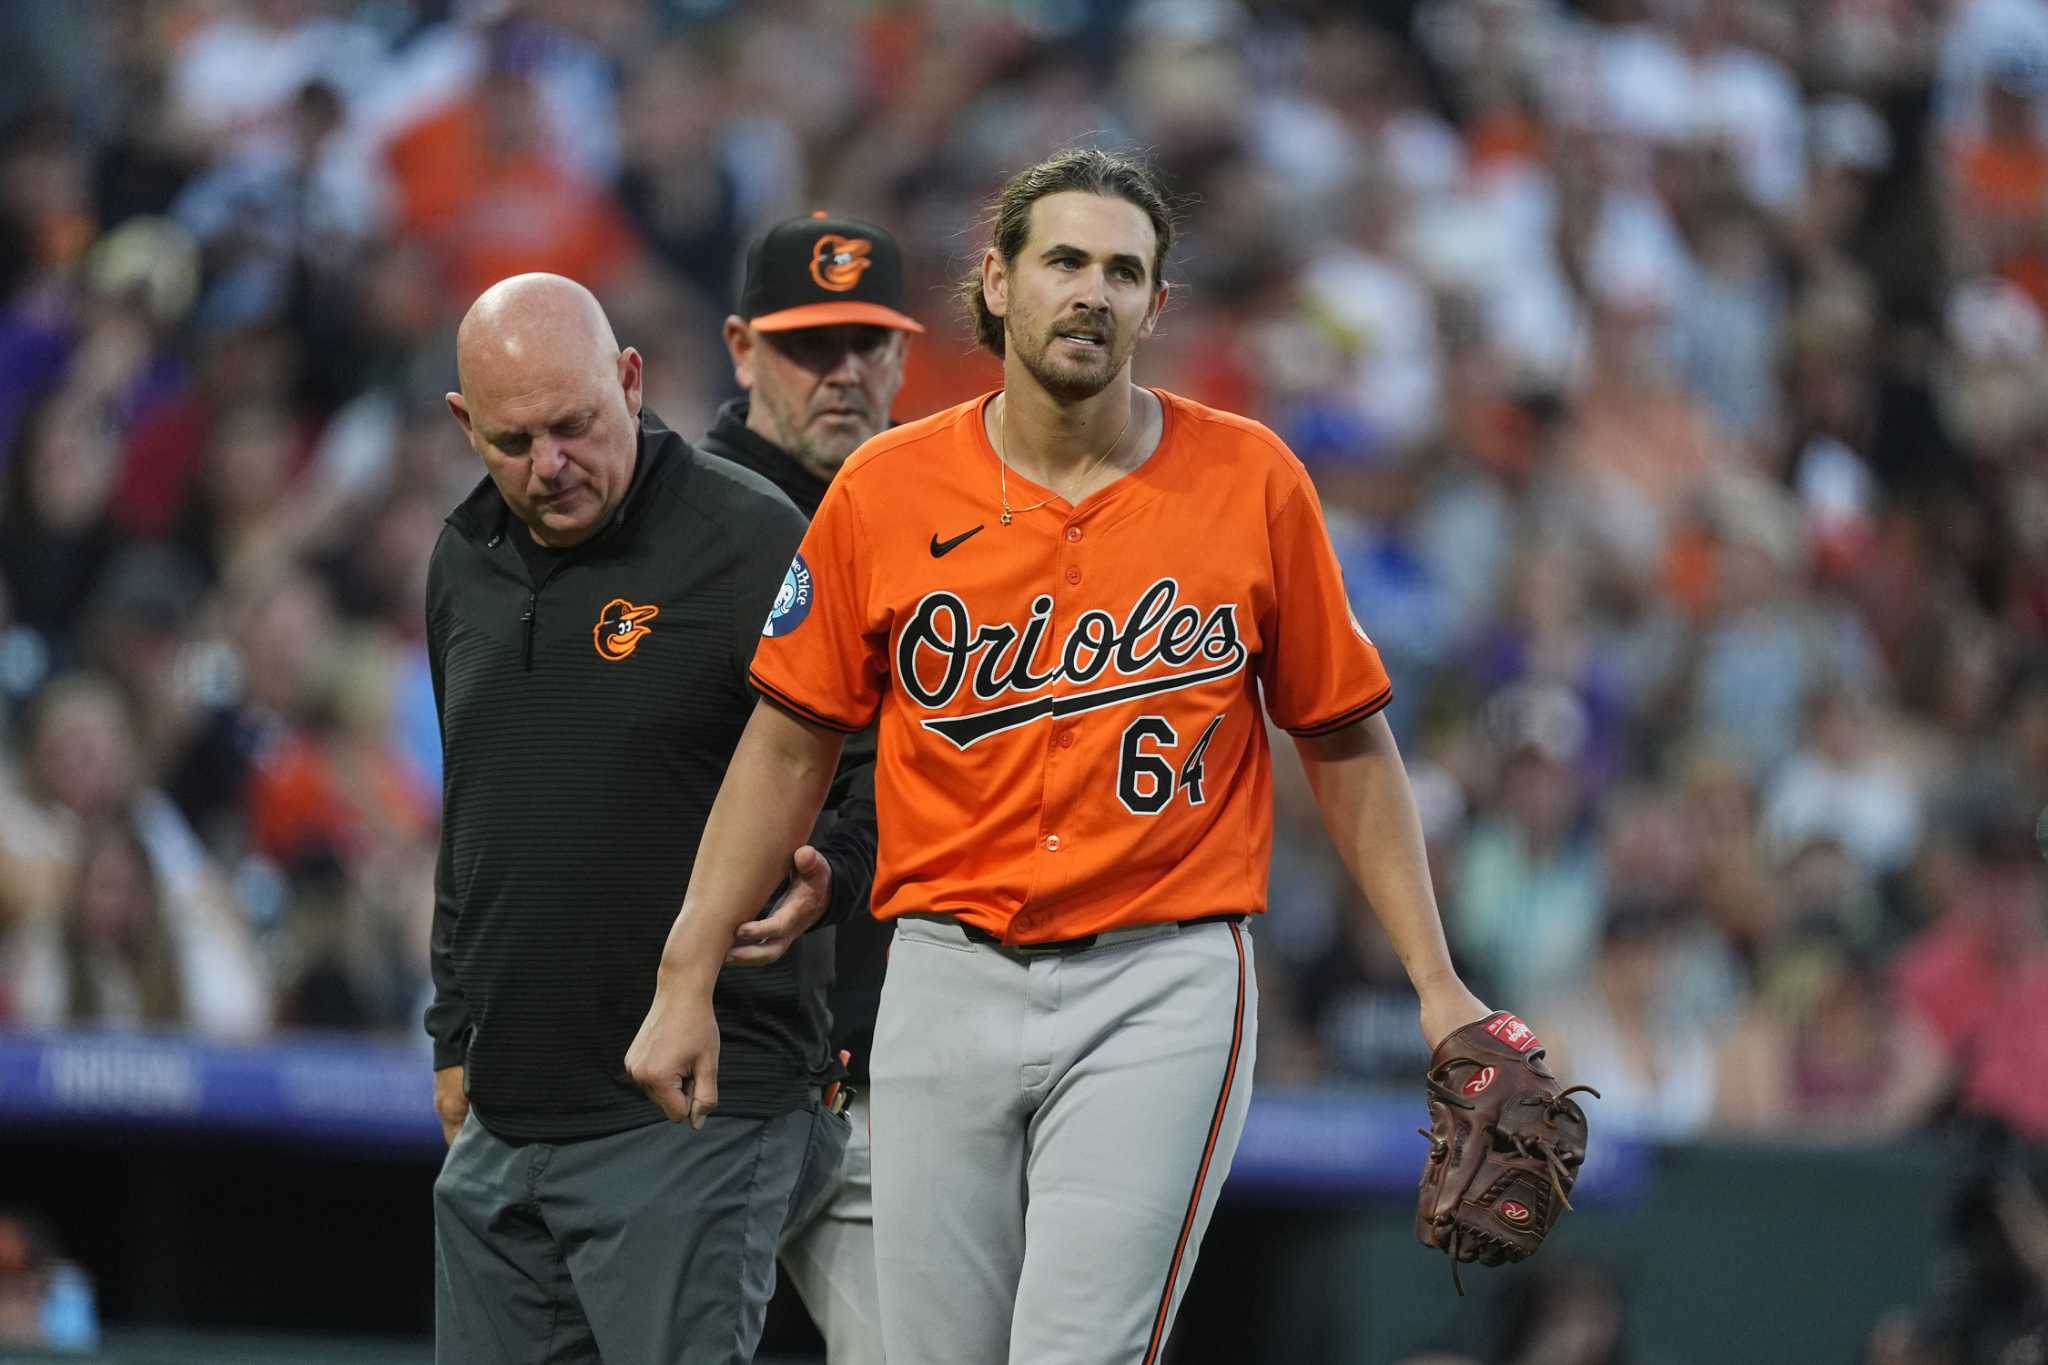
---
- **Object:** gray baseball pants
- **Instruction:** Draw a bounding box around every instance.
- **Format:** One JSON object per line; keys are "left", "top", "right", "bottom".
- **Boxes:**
{"left": 869, "top": 914, "right": 1256, "bottom": 1365}
{"left": 780, "top": 1089, "right": 885, "bottom": 1364}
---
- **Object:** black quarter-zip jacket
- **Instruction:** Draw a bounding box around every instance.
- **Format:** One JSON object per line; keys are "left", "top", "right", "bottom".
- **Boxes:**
{"left": 699, "top": 398, "right": 886, "bottom": 1086}
{"left": 424, "top": 411, "right": 869, "bottom": 1141}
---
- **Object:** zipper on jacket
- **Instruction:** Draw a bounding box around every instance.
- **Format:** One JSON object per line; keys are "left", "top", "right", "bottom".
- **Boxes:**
{"left": 521, "top": 590, "right": 536, "bottom": 670}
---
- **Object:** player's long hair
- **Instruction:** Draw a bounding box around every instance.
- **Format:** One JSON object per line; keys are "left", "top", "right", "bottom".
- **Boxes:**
{"left": 959, "top": 146, "right": 1178, "bottom": 359}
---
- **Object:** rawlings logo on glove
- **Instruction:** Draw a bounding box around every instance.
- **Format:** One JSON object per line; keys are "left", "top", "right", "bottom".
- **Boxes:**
{"left": 1415, "top": 1011, "right": 1595, "bottom": 1294}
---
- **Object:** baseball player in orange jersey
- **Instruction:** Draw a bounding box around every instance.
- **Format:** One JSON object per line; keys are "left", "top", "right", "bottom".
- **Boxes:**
{"left": 629, "top": 147, "right": 1495, "bottom": 1363}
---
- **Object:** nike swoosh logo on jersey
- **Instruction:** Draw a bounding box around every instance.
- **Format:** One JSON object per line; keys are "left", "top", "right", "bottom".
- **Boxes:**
{"left": 929, "top": 525, "right": 985, "bottom": 557}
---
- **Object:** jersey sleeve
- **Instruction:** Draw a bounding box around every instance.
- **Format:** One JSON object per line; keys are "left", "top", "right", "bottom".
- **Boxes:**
{"left": 749, "top": 474, "right": 887, "bottom": 732}
{"left": 1258, "top": 475, "right": 1393, "bottom": 736}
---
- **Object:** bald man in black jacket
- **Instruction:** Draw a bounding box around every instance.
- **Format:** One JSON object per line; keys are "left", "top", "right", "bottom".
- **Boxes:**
{"left": 426, "top": 271, "right": 871, "bottom": 1364}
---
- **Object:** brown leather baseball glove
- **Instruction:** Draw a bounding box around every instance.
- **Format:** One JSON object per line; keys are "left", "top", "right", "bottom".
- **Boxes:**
{"left": 1415, "top": 1010, "right": 1595, "bottom": 1294}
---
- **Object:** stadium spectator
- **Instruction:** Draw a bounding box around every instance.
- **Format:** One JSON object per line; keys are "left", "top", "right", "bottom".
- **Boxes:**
{"left": 383, "top": 24, "right": 641, "bottom": 307}
{"left": 1539, "top": 903, "right": 1718, "bottom": 1140}
{"left": 1714, "top": 918, "right": 1950, "bottom": 1137}
{"left": 0, "top": 673, "right": 267, "bottom": 1035}
{"left": 1761, "top": 686, "right": 1922, "bottom": 875}
{"left": 1450, "top": 683, "right": 1606, "bottom": 1006}
{"left": 8, "top": 816, "right": 183, "bottom": 1029}
{"left": 1897, "top": 817, "right": 2048, "bottom": 1140}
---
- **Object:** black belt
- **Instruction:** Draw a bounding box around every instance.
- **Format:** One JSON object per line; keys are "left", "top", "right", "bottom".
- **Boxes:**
{"left": 961, "top": 913, "right": 1246, "bottom": 956}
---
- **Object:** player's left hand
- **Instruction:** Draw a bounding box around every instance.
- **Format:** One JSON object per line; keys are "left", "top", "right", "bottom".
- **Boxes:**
{"left": 726, "top": 845, "right": 832, "bottom": 966}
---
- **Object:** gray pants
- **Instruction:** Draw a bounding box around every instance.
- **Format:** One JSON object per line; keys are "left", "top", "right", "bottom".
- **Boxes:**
{"left": 434, "top": 1103, "right": 847, "bottom": 1364}
{"left": 870, "top": 915, "right": 1257, "bottom": 1365}
{"left": 779, "top": 1090, "right": 884, "bottom": 1365}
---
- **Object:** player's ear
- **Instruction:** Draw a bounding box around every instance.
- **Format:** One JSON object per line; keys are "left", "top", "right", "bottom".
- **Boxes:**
{"left": 723, "top": 317, "right": 754, "bottom": 388}
{"left": 1140, "top": 280, "right": 1168, "bottom": 339}
{"left": 981, "top": 248, "right": 1009, "bottom": 321}
{"left": 446, "top": 391, "right": 474, "bottom": 438}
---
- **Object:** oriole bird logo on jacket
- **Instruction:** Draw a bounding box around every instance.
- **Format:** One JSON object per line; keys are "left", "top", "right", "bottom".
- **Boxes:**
{"left": 593, "top": 598, "right": 660, "bottom": 661}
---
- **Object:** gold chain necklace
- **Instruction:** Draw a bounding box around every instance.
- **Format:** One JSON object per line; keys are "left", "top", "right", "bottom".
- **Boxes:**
{"left": 995, "top": 393, "right": 1134, "bottom": 526}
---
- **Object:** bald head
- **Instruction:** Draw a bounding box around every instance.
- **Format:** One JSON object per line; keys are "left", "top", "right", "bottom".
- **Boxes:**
{"left": 456, "top": 273, "right": 620, "bottom": 399}
{"left": 447, "top": 273, "right": 645, "bottom": 547}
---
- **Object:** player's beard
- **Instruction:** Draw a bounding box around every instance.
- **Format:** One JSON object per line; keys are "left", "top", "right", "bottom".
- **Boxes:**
{"left": 792, "top": 413, "right": 874, "bottom": 473}
{"left": 765, "top": 386, "right": 879, "bottom": 475}
{"left": 1014, "top": 317, "right": 1130, "bottom": 402}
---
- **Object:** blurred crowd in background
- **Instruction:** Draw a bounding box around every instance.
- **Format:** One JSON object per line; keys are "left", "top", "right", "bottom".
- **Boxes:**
{"left": 9, "top": 0, "right": 2048, "bottom": 1359}
{"left": 4, "top": 0, "right": 2048, "bottom": 1293}
{"left": 3, "top": 0, "right": 2048, "bottom": 1160}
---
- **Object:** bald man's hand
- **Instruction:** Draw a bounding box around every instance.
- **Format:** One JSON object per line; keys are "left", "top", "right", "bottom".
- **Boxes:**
{"left": 726, "top": 845, "right": 831, "bottom": 966}
{"left": 434, "top": 1064, "right": 468, "bottom": 1145}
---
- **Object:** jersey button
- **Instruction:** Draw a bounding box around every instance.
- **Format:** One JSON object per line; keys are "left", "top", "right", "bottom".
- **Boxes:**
{"left": 1057, "top": 730, "right": 1075, "bottom": 749}
{"left": 1065, "top": 566, "right": 1081, "bottom": 585}
{"left": 1043, "top": 834, "right": 1062, "bottom": 852}
{"left": 1066, "top": 526, "right": 1083, "bottom": 543}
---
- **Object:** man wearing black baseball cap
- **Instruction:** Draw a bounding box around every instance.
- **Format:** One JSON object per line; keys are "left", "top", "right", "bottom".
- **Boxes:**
{"left": 707, "top": 212, "right": 925, "bottom": 492}
{"left": 699, "top": 213, "right": 921, "bottom": 1365}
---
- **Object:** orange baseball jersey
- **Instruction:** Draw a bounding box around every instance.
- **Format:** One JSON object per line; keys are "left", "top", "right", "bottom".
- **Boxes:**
{"left": 749, "top": 388, "right": 1391, "bottom": 943}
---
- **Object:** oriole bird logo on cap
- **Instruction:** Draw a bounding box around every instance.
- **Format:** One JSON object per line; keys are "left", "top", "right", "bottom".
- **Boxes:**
{"left": 593, "top": 598, "right": 660, "bottom": 661}
{"left": 811, "top": 235, "right": 872, "bottom": 292}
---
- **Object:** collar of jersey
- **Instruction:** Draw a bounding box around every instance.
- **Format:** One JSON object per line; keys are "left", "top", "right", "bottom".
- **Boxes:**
{"left": 972, "top": 386, "right": 1183, "bottom": 532}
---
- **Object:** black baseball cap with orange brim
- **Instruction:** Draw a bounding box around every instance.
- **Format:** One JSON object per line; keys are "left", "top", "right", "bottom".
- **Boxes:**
{"left": 738, "top": 212, "right": 926, "bottom": 334}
